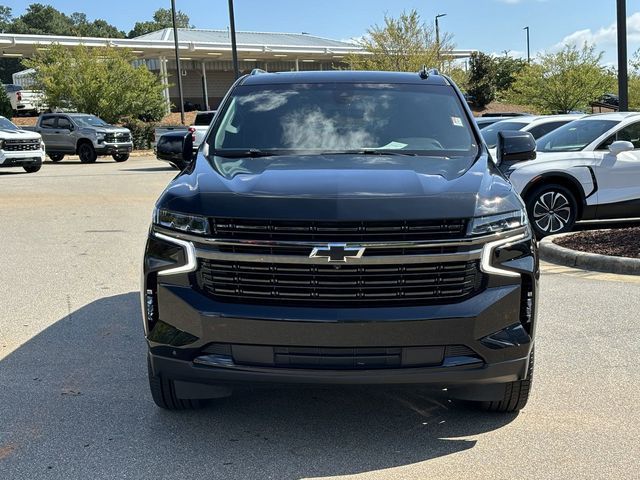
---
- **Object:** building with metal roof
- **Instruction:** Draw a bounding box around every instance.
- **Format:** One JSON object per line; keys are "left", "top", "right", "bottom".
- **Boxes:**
{"left": 0, "top": 28, "right": 476, "bottom": 112}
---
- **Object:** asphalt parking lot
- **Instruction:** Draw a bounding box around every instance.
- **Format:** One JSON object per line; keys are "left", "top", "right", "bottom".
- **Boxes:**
{"left": 1, "top": 156, "right": 639, "bottom": 480}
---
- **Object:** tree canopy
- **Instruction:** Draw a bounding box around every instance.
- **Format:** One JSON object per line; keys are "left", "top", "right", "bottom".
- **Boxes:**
{"left": 347, "top": 10, "right": 455, "bottom": 73}
{"left": 127, "top": 8, "right": 192, "bottom": 38}
{"left": 507, "top": 44, "right": 615, "bottom": 113}
{"left": 0, "top": 4, "right": 125, "bottom": 83}
{"left": 24, "top": 44, "right": 166, "bottom": 123}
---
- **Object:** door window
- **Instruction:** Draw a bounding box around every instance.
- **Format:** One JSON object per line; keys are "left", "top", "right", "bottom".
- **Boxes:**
{"left": 616, "top": 122, "right": 640, "bottom": 148}
{"left": 57, "top": 117, "right": 73, "bottom": 130}
{"left": 527, "top": 121, "right": 569, "bottom": 140}
{"left": 40, "top": 116, "right": 57, "bottom": 129}
{"left": 596, "top": 122, "right": 640, "bottom": 150}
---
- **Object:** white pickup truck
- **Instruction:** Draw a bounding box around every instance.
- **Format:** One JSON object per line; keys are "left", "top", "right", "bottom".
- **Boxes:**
{"left": 0, "top": 115, "right": 45, "bottom": 173}
{"left": 3, "top": 84, "right": 46, "bottom": 115}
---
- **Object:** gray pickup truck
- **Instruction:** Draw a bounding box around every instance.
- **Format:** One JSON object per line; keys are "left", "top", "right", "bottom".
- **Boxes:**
{"left": 25, "top": 113, "right": 133, "bottom": 163}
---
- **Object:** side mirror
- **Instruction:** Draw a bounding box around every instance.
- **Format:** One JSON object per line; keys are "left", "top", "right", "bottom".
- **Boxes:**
{"left": 496, "top": 130, "right": 536, "bottom": 170}
{"left": 609, "top": 140, "right": 634, "bottom": 155}
{"left": 156, "top": 131, "right": 194, "bottom": 166}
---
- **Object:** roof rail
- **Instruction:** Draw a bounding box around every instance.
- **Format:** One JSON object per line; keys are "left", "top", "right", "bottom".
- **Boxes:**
{"left": 418, "top": 66, "right": 439, "bottom": 79}
{"left": 250, "top": 68, "right": 268, "bottom": 75}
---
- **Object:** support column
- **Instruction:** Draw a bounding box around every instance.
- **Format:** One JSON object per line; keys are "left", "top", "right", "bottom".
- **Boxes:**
{"left": 201, "top": 61, "right": 209, "bottom": 110}
{"left": 159, "top": 56, "right": 171, "bottom": 114}
{"left": 295, "top": 58, "right": 299, "bottom": 71}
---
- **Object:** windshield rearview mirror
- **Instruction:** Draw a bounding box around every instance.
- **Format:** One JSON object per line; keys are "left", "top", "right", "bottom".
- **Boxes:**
{"left": 495, "top": 130, "right": 536, "bottom": 170}
{"left": 609, "top": 140, "right": 634, "bottom": 155}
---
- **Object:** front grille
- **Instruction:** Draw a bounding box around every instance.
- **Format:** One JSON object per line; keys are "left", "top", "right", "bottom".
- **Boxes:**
{"left": 199, "top": 259, "right": 483, "bottom": 307}
{"left": 3, "top": 139, "right": 40, "bottom": 151}
{"left": 210, "top": 218, "right": 467, "bottom": 242}
{"left": 104, "top": 132, "right": 131, "bottom": 143}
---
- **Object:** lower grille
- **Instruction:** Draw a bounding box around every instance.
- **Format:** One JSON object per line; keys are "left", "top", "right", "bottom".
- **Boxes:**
{"left": 199, "top": 259, "right": 483, "bottom": 307}
{"left": 201, "top": 343, "right": 483, "bottom": 369}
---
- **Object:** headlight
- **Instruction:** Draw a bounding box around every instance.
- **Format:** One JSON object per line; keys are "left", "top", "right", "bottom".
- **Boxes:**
{"left": 153, "top": 208, "right": 210, "bottom": 235}
{"left": 469, "top": 210, "right": 528, "bottom": 236}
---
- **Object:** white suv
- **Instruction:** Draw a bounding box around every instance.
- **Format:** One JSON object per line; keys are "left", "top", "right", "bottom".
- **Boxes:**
{"left": 505, "top": 112, "right": 640, "bottom": 237}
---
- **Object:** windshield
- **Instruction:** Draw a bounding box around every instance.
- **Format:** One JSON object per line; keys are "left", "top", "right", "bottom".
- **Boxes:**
{"left": 0, "top": 116, "right": 18, "bottom": 131}
{"left": 73, "top": 115, "right": 109, "bottom": 128}
{"left": 481, "top": 121, "right": 528, "bottom": 148}
{"left": 209, "top": 83, "right": 478, "bottom": 165}
{"left": 536, "top": 119, "right": 618, "bottom": 152}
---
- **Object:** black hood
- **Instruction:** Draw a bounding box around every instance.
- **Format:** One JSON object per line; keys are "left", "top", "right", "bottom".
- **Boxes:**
{"left": 158, "top": 153, "right": 522, "bottom": 221}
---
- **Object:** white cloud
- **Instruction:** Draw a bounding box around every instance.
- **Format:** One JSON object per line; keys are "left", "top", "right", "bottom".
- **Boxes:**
{"left": 555, "top": 11, "right": 640, "bottom": 49}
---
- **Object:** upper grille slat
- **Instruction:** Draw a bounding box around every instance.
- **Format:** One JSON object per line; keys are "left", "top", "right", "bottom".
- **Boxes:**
{"left": 211, "top": 218, "right": 467, "bottom": 242}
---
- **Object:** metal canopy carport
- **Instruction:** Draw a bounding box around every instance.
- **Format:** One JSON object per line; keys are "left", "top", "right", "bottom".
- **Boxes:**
{"left": 0, "top": 29, "right": 476, "bottom": 112}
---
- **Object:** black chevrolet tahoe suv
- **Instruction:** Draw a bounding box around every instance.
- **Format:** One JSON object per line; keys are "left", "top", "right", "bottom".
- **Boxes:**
{"left": 143, "top": 69, "right": 539, "bottom": 413}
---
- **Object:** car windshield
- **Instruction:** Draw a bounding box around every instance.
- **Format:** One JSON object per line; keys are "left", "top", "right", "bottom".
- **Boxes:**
{"left": 209, "top": 83, "right": 478, "bottom": 175}
{"left": 481, "top": 121, "right": 529, "bottom": 148}
{"left": 537, "top": 119, "right": 618, "bottom": 152}
{"left": 0, "top": 116, "right": 19, "bottom": 131}
{"left": 73, "top": 115, "right": 109, "bottom": 127}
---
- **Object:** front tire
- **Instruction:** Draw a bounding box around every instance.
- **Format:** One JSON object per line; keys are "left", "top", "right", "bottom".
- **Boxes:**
{"left": 78, "top": 143, "right": 97, "bottom": 163}
{"left": 24, "top": 164, "right": 41, "bottom": 173}
{"left": 49, "top": 153, "right": 64, "bottom": 162}
{"left": 526, "top": 184, "right": 577, "bottom": 238}
{"left": 147, "top": 358, "right": 202, "bottom": 410}
{"left": 479, "top": 348, "right": 534, "bottom": 413}
{"left": 112, "top": 153, "right": 129, "bottom": 162}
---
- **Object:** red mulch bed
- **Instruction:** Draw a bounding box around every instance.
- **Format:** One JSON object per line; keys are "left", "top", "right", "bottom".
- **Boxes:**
{"left": 555, "top": 227, "right": 640, "bottom": 259}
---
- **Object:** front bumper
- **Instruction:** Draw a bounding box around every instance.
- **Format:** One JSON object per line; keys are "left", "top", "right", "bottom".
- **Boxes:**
{"left": 95, "top": 142, "right": 133, "bottom": 155}
{"left": 0, "top": 150, "right": 45, "bottom": 167}
{"left": 142, "top": 226, "right": 538, "bottom": 398}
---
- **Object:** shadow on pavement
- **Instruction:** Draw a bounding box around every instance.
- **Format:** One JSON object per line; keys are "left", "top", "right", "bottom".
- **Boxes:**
{"left": 0, "top": 293, "right": 517, "bottom": 479}
{"left": 121, "top": 166, "right": 177, "bottom": 172}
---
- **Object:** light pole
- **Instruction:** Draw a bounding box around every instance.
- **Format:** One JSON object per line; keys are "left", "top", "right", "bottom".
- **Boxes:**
{"left": 228, "top": 0, "right": 240, "bottom": 79}
{"left": 524, "top": 26, "right": 531, "bottom": 63}
{"left": 171, "top": 0, "right": 185, "bottom": 125}
{"left": 435, "top": 13, "right": 447, "bottom": 67}
{"left": 617, "top": 0, "right": 628, "bottom": 111}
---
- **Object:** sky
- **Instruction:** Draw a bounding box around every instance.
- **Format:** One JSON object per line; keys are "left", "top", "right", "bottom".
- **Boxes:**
{"left": 1, "top": 0, "right": 637, "bottom": 65}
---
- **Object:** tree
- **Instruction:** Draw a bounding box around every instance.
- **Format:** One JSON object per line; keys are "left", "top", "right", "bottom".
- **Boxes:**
{"left": 467, "top": 52, "right": 496, "bottom": 109}
{"left": 0, "top": 6, "right": 12, "bottom": 32}
{"left": 25, "top": 44, "right": 166, "bottom": 123}
{"left": 493, "top": 54, "right": 526, "bottom": 96}
{"left": 128, "top": 8, "right": 192, "bottom": 38}
{"left": 347, "top": 10, "right": 455, "bottom": 72}
{"left": 507, "top": 44, "right": 615, "bottom": 113}
{"left": 0, "top": 84, "right": 13, "bottom": 119}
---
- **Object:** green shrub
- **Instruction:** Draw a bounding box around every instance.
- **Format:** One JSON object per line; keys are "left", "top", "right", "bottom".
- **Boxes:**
{"left": 0, "top": 84, "right": 13, "bottom": 119}
{"left": 120, "top": 118, "right": 157, "bottom": 150}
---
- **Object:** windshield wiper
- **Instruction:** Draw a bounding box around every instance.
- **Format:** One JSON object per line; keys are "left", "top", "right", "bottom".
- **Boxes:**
{"left": 321, "top": 149, "right": 419, "bottom": 156}
{"left": 211, "top": 149, "right": 282, "bottom": 158}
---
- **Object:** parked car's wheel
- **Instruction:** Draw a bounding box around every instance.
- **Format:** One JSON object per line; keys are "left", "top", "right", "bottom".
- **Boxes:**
{"left": 525, "top": 184, "right": 578, "bottom": 238}
{"left": 478, "top": 348, "right": 534, "bottom": 413}
{"left": 112, "top": 153, "right": 130, "bottom": 162}
{"left": 147, "top": 357, "right": 203, "bottom": 410}
{"left": 78, "top": 143, "right": 97, "bottom": 163}
{"left": 23, "top": 164, "right": 41, "bottom": 173}
{"left": 49, "top": 153, "right": 64, "bottom": 162}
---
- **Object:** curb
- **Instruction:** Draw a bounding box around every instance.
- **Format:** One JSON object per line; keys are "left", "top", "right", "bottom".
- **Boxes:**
{"left": 539, "top": 232, "right": 640, "bottom": 275}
